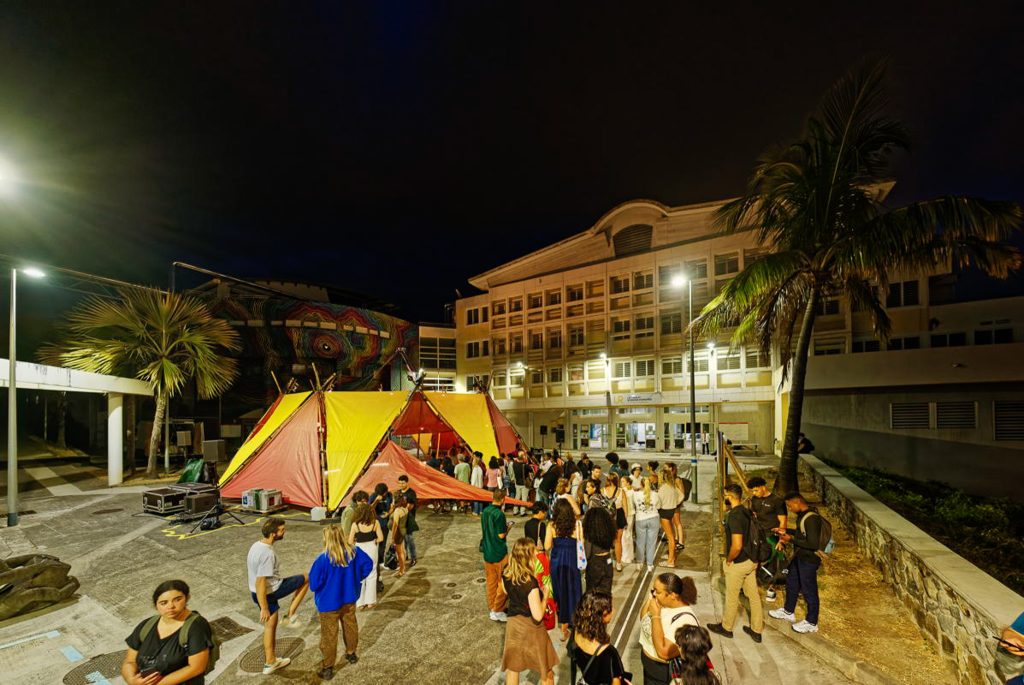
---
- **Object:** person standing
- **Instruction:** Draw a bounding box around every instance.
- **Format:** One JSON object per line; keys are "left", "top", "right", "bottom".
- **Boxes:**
{"left": 121, "top": 580, "right": 214, "bottom": 685}
{"left": 673, "top": 626, "right": 721, "bottom": 685}
{"left": 606, "top": 452, "right": 629, "bottom": 479}
{"left": 578, "top": 453, "right": 593, "bottom": 480}
{"left": 247, "top": 518, "right": 310, "bottom": 675}
{"left": 708, "top": 484, "right": 764, "bottom": 642}
{"left": 396, "top": 475, "right": 419, "bottom": 566}
{"left": 582, "top": 506, "right": 615, "bottom": 594}
{"left": 389, "top": 495, "right": 409, "bottom": 577}
{"left": 555, "top": 477, "right": 582, "bottom": 517}
{"left": 538, "top": 456, "right": 562, "bottom": 510}
{"left": 747, "top": 476, "right": 788, "bottom": 601}
{"left": 454, "top": 454, "right": 472, "bottom": 484}
{"left": 570, "top": 590, "right": 628, "bottom": 685}
{"left": 629, "top": 477, "right": 662, "bottom": 572}
{"left": 657, "top": 466, "right": 682, "bottom": 567}
{"left": 638, "top": 573, "right": 700, "bottom": 685}
{"left": 347, "top": 503, "right": 383, "bottom": 610}
{"left": 471, "top": 455, "right": 486, "bottom": 516}
{"left": 512, "top": 453, "right": 530, "bottom": 515}
{"left": 523, "top": 500, "right": 550, "bottom": 552}
{"left": 482, "top": 489, "right": 510, "bottom": 622}
{"left": 370, "top": 483, "right": 393, "bottom": 566}
{"left": 309, "top": 524, "right": 374, "bottom": 680}
{"left": 486, "top": 457, "right": 503, "bottom": 492}
{"left": 769, "top": 492, "right": 823, "bottom": 633}
{"left": 340, "top": 490, "right": 369, "bottom": 539}
{"left": 545, "top": 498, "right": 582, "bottom": 642}
{"left": 500, "top": 538, "right": 558, "bottom": 685}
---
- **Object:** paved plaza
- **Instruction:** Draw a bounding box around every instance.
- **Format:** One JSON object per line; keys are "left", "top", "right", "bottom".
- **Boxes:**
{"left": 1, "top": 455, "right": 858, "bottom": 684}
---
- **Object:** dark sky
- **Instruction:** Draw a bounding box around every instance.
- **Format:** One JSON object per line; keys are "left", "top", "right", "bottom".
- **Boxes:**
{"left": 1, "top": 1, "right": 1022, "bottom": 322}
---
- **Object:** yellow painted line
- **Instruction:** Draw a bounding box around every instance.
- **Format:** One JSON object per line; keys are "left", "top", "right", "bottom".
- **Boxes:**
{"left": 160, "top": 510, "right": 304, "bottom": 541}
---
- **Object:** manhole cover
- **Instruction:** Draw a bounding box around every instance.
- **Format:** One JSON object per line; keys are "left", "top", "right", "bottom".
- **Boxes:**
{"left": 474, "top": 577, "right": 486, "bottom": 584}
{"left": 451, "top": 594, "right": 463, "bottom": 600}
{"left": 64, "top": 650, "right": 125, "bottom": 685}
{"left": 239, "top": 637, "right": 305, "bottom": 673}
{"left": 92, "top": 508, "right": 124, "bottom": 515}
{"left": 444, "top": 582, "right": 457, "bottom": 588}
{"left": 210, "top": 615, "right": 254, "bottom": 642}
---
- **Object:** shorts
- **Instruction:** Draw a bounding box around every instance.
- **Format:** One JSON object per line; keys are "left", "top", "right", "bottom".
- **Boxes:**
{"left": 657, "top": 508, "right": 675, "bottom": 521}
{"left": 615, "top": 508, "right": 627, "bottom": 529}
{"left": 251, "top": 574, "right": 305, "bottom": 615}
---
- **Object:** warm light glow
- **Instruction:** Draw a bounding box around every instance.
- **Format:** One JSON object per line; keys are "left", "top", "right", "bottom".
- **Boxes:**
{"left": 515, "top": 361, "right": 524, "bottom": 368}
{"left": 671, "top": 275, "right": 687, "bottom": 288}
{"left": 707, "top": 342, "right": 715, "bottom": 350}
{"left": 599, "top": 352, "right": 607, "bottom": 360}
{"left": 21, "top": 267, "right": 46, "bottom": 279}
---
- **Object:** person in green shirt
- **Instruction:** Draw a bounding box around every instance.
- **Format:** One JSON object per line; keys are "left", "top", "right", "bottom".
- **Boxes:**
{"left": 482, "top": 489, "right": 511, "bottom": 622}
{"left": 340, "top": 491, "right": 369, "bottom": 539}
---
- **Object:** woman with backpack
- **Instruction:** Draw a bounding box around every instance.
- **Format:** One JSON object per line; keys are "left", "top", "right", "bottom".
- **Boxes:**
{"left": 121, "top": 579, "right": 215, "bottom": 685}
{"left": 638, "top": 573, "right": 700, "bottom": 685}
{"left": 671, "top": 625, "right": 720, "bottom": 685}
{"left": 501, "top": 537, "right": 558, "bottom": 685}
{"left": 570, "top": 589, "right": 629, "bottom": 685}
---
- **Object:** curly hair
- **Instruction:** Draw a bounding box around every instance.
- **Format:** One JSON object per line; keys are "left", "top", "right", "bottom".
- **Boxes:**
{"left": 673, "top": 625, "right": 721, "bottom": 685}
{"left": 582, "top": 506, "right": 615, "bottom": 550}
{"left": 572, "top": 589, "right": 612, "bottom": 643}
{"left": 551, "top": 498, "right": 576, "bottom": 538}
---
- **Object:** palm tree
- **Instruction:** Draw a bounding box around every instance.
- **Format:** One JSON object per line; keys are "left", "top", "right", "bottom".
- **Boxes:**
{"left": 693, "top": 60, "right": 1022, "bottom": 493}
{"left": 41, "top": 288, "right": 241, "bottom": 477}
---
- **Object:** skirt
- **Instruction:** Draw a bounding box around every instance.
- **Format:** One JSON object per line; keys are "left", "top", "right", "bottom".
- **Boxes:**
{"left": 550, "top": 537, "right": 582, "bottom": 625}
{"left": 355, "top": 540, "right": 379, "bottom": 606}
{"left": 501, "top": 615, "right": 559, "bottom": 675}
{"left": 616, "top": 508, "right": 627, "bottom": 529}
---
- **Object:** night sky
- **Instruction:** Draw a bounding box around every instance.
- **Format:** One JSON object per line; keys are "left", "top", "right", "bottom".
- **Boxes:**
{"left": 1, "top": 1, "right": 1022, "bottom": 323}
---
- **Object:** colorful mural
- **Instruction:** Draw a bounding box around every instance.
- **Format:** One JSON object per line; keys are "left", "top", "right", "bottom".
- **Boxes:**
{"left": 204, "top": 294, "right": 417, "bottom": 413}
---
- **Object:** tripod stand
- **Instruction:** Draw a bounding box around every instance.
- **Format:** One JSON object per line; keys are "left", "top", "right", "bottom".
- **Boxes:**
{"left": 187, "top": 502, "right": 246, "bottom": 534}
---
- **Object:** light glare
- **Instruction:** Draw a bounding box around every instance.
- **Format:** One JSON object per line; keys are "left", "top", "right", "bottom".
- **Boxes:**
{"left": 671, "top": 275, "right": 687, "bottom": 288}
{"left": 21, "top": 267, "right": 46, "bottom": 279}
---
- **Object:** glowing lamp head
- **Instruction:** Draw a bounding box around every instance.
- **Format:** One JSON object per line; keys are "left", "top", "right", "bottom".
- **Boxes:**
{"left": 598, "top": 352, "right": 607, "bottom": 360}
{"left": 707, "top": 342, "right": 716, "bottom": 350}
{"left": 21, "top": 267, "right": 46, "bottom": 279}
{"left": 671, "top": 275, "right": 687, "bottom": 288}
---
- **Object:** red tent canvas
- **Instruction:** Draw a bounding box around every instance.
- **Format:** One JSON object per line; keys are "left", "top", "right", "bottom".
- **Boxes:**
{"left": 342, "top": 440, "right": 529, "bottom": 507}
{"left": 486, "top": 394, "right": 524, "bottom": 456}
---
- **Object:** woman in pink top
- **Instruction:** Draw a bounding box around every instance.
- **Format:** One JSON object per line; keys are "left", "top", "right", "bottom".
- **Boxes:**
{"left": 485, "top": 457, "right": 503, "bottom": 491}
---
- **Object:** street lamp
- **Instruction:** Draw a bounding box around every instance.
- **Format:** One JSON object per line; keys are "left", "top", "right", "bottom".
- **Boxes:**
{"left": 7, "top": 266, "right": 46, "bottom": 526}
{"left": 671, "top": 274, "right": 698, "bottom": 501}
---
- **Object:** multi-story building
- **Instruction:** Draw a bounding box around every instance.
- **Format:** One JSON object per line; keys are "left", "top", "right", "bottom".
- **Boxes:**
{"left": 454, "top": 197, "right": 1024, "bottom": 499}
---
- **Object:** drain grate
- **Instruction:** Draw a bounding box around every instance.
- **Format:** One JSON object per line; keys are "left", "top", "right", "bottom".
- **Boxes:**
{"left": 210, "top": 615, "right": 254, "bottom": 642}
{"left": 239, "top": 637, "right": 305, "bottom": 673}
{"left": 474, "top": 577, "right": 486, "bottom": 584}
{"left": 91, "top": 508, "right": 124, "bottom": 515}
{"left": 444, "top": 582, "right": 457, "bottom": 588}
{"left": 450, "top": 593, "right": 463, "bottom": 600}
{"left": 63, "top": 650, "right": 126, "bottom": 685}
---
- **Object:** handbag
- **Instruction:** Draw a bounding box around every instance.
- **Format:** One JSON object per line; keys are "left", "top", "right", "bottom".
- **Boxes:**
{"left": 383, "top": 544, "right": 398, "bottom": 570}
{"left": 575, "top": 520, "right": 588, "bottom": 571}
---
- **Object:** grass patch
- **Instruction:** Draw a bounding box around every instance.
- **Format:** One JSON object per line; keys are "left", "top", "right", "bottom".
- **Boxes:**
{"left": 824, "top": 460, "right": 1024, "bottom": 595}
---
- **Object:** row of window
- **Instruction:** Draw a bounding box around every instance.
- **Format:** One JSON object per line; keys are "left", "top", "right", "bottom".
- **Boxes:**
{"left": 822, "top": 324, "right": 1015, "bottom": 355}
{"left": 419, "top": 336, "right": 457, "bottom": 370}
{"left": 890, "top": 400, "right": 1023, "bottom": 441}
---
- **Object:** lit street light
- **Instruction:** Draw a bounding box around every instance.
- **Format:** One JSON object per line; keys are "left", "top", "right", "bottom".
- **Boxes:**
{"left": 672, "top": 274, "right": 698, "bottom": 501}
{"left": 7, "top": 266, "right": 46, "bottom": 526}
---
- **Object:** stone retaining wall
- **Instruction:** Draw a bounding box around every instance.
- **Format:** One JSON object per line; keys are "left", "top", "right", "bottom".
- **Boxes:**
{"left": 800, "top": 455, "right": 1023, "bottom": 685}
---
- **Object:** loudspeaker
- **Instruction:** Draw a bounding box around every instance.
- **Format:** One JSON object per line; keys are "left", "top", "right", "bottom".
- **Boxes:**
{"left": 554, "top": 428, "right": 565, "bottom": 444}
{"left": 184, "top": 490, "right": 220, "bottom": 515}
{"left": 539, "top": 425, "right": 548, "bottom": 436}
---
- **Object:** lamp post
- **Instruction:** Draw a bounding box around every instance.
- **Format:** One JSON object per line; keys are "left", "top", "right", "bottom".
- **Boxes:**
{"left": 7, "top": 266, "right": 46, "bottom": 526}
{"left": 672, "top": 275, "right": 698, "bottom": 501}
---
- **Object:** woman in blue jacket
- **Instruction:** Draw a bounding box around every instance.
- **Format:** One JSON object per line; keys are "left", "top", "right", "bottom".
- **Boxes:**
{"left": 309, "top": 524, "right": 374, "bottom": 680}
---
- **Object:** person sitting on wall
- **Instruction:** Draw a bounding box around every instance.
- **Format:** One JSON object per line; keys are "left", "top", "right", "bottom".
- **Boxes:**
{"left": 796, "top": 433, "right": 815, "bottom": 454}
{"left": 996, "top": 611, "right": 1024, "bottom": 685}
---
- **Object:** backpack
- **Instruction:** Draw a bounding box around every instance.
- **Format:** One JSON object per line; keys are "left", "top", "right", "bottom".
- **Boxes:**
{"left": 737, "top": 507, "right": 773, "bottom": 564}
{"left": 799, "top": 510, "right": 835, "bottom": 554}
{"left": 140, "top": 611, "right": 220, "bottom": 675}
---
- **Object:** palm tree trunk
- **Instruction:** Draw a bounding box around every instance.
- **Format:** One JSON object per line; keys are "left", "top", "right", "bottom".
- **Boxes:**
{"left": 56, "top": 392, "right": 67, "bottom": 448}
{"left": 147, "top": 393, "right": 167, "bottom": 477}
{"left": 777, "top": 288, "right": 819, "bottom": 494}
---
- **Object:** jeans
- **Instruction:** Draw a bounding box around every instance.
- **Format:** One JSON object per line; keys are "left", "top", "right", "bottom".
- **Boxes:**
{"left": 473, "top": 500, "right": 485, "bottom": 515}
{"left": 404, "top": 531, "right": 417, "bottom": 561}
{"left": 784, "top": 556, "right": 820, "bottom": 624}
{"left": 635, "top": 515, "right": 660, "bottom": 566}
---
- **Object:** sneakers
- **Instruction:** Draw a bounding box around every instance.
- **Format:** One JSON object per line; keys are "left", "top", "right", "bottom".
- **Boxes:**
{"left": 263, "top": 657, "right": 291, "bottom": 675}
{"left": 742, "top": 625, "right": 763, "bottom": 643}
{"left": 792, "top": 620, "right": 819, "bottom": 633}
{"left": 489, "top": 611, "right": 508, "bottom": 622}
{"left": 769, "top": 608, "right": 796, "bottom": 622}
{"left": 706, "top": 622, "right": 734, "bottom": 638}
{"left": 317, "top": 666, "right": 335, "bottom": 680}
{"left": 765, "top": 588, "right": 776, "bottom": 601}
{"left": 647, "top": 565, "right": 655, "bottom": 573}
{"left": 345, "top": 652, "right": 359, "bottom": 664}
{"left": 615, "top": 562, "right": 623, "bottom": 572}
{"left": 285, "top": 612, "right": 301, "bottom": 627}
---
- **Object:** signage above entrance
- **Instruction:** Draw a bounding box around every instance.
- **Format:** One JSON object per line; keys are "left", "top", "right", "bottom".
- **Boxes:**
{"left": 617, "top": 392, "right": 662, "bottom": 405}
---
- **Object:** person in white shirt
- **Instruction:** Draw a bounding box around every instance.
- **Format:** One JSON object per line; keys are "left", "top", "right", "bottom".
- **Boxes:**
{"left": 629, "top": 477, "right": 662, "bottom": 571}
{"left": 638, "top": 573, "right": 700, "bottom": 685}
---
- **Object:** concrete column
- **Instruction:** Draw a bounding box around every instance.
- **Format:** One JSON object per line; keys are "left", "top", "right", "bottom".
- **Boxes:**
{"left": 107, "top": 393, "right": 123, "bottom": 486}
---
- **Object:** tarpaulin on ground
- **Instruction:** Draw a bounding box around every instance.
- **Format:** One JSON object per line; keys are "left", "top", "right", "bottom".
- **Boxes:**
{"left": 323, "top": 391, "right": 408, "bottom": 510}
{"left": 341, "top": 440, "right": 529, "bottom": 507}
{"left": 220, "top": 391, "right": 311, "bottom": 483}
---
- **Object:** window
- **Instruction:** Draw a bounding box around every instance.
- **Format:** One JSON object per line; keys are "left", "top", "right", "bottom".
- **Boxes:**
{"left": 509, "top": 297, "right": 523, "bottom": 312}
{"left": 466, "top": 374, "right": 489, "bottom": 391}
{"left": 634, "top": 315, "right": 654, "bottom": 338}
{"left": 994, "top": 401, "right": 1024, "bottom": 441}
{"left": 531, "top": 369, "right": 543, "bottom": 385}
{"left": 510, "top": 333, "right": 523, "bottom": 353}
{"left": 887, "top": 336, "right": 920, "bottom": 351}
{"left": 852, "top": 339, "right": 881, "bottom": 353}
{"left": 930, "top": 332, "right": 967, "bottom": 348}
{"left": 635, "top": 359, "right": 655, "bottom": 377}
{"left": 569, "top": 326, "right": 585, "bottom": 347}
{"left": 546, "top": 289, "right": 562, "bottom": 306}
{"left": 492, "top": 337, "right": 506, "bottom": 355}
{"left": 661, "top": 312, "right": 682, "bottom": 335}
{"left": 686, "top": 259, "right": 708, "bottom": 280}
{"left": 492, "top": 300, "right": 506, "bottom": 315}
{"left": 492, "top": 371, "right": 507, "bottom": 387}
{"left": 662, "top": 358, "right": 683, "bottom": 375}
{"left": 613, "top": 361, "right": 631, "bottom": 378}
{"left": 658, "top": 265, "right": 682, "bottom": 287}
{"left": 714, "top": 253, "right": 739, "bottom": 276}
{"left": 548, "top": 367, "right": 563, "bottom": 384}
{"left": 718, "top": 352, "right": 742, "bottom": 370}
{"left": 612, "top": 224, "right": 653, "bottom": 257}
{"left": 813, "top": 340, "right": 844, "bottom": 355}
{"left": 815, "top": 298, "right": 840, "bottom": 316}
{"left": 509, "top": 370, "right": 525, "bottom": 387}
{"left": 928, "top": 274, "right": 956, "bottom": 306}
{"left": 567, "top": 285, "right": 584, "bottom": 302}
{"left": 936, "top": 401, "right": 976, "bottom": 429}
{"left": 975, "top": 321, "right": 1014, "bottom": 345}
{"left": 420, "top": 336, "right": 457, "bottom": 370}
{"left": 745, "top": 349, "right": 769, "bottom": 368}
{"left": 610, "top": 275, "right": 630, "bottom": 294}
{"left": 744, "top": 248, "right": 770, "bottom": 266}
{"left": 530, "top": 332, "right": 543, "bottom": 350}
{"left": 611, "top": 319, "right": 631, "bottom": 340}
{"left": 891, "top": 402, "right": 930, "bottom": 429}
{"left": 466, "top": 341, "right": 488, "bottom": 358}
{"left": 688, "top": 355, "right": 709, "bottom": 373}
{"left": 886, "top": 280, "right": 920, "bottom": 308}
{"left": 548, "top": 330, "right": 562, "bottom": 349}
{"left": 568, "top": 364, "right": 584, "bottom": 382}
{"left": 715, "top": 278, "right": 732, "bottom": 296}
{"left": 527, "top": 293, "right": 543, "bottom": 309}
{"left": 466, "top": 308, "right": 481, "bottom": 325}
{"left": 633, "top": 271, "right": 654, "bottom": 290}
{"left": 422, "top": 376, "right": 456, "bottom": 392}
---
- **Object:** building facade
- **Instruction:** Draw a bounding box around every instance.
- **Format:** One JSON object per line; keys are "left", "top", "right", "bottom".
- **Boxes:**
{"left": 454, "top": 198, "right": 1024, "bottom": 499}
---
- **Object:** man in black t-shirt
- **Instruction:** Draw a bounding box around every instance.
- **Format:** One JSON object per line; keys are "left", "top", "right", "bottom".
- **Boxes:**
{"left": 538, "top": 460, "right": 562, "bottom": 509}
{"left": 769, "top": 492, "right": 823, "bottom": 634}
{"left": 512, "top": 455, "right": 530, "bottom": 515}
{"left": 523, "top": 501, "right": 549, "bottom": 550}
{"left": 398, "top": 475, "right": 419, "bottom": 566}
{"left": 747, "top": 476, "right": 788, "bottom": 600}
{"left": 708, "top": 484, "right": 764, "bottom": 643}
